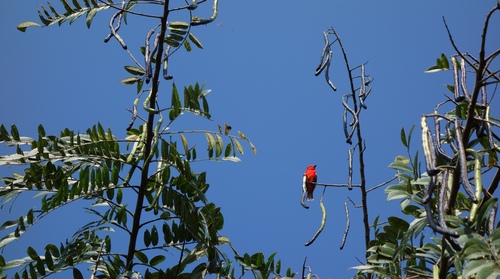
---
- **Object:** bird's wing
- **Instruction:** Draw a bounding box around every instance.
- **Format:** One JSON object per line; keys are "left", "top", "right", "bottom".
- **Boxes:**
{"left": 302, "top": 173, "right": 307, "bottom": 193}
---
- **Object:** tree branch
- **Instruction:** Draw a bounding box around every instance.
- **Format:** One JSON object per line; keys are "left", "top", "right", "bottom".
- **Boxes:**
{"left": 125, "top": 0, "right": 170, "bottom": 271}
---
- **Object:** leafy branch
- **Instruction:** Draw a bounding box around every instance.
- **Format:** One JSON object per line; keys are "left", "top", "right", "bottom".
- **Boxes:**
{"left": 1, "top": 1, "right": 293, "bottom": 279}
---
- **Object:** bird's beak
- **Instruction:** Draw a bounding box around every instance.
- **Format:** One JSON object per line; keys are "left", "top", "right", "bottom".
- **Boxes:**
{"left": 314, "top": 165, "right": 317, "bottom": 168}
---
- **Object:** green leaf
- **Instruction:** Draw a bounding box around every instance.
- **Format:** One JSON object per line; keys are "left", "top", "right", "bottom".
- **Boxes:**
{"left": 135, "top": 251, "right": 148, "bottom": 264}
{"left": 45, "top": 249, "right": 54, "bottom": 270}
{"left": 27, "top": 246, "right": 39, "bottom": 260}
{"left": 47, "top": 2, "right": 61, "bottom": 18}
{"left": 27, "top": 209, "right": 34, "bottom": 225}
{"left": 61, "top": 0, "right": 76, "bottom": 13}
{"left": 183, "top": 40, "right": 192, "bottom": 52}
{"left": 169, "top": 83, "right": 182, "bottom": 121}
{"left": 224, "top": 143, "right": 232, "bottom": 158}
{"left": 188, "top": 33, "right": 203, "bottom": 49}
{"left": 144, "top": 229, "right": 151, "bottom": 247}
{"left": 0, "top": 124, "right": 10, "bottom": 141}
{"left": 439, "top": 53, "right": 449, "bottom": 69}
{"left": 86, "top": 8, "right": 98, "bottom": 28}
{"left": 180, "top": 134, "right": 189, "bottom": 156}
{"left": 400, "top": 127, "right": 407, "bottom": 148}
{"left": 29, "top": 262, "right": 37, "bottom": 279}
{"left": 463, "top": 259, "right": 494, "bottom": 278}
{"left": 124, "top": 66, "right": 145, "bottom": 76}
{"left": 105, "top": 235, "right": 112, "bottom": 253}
{"left": 10, "top": 125, "right": 20, "bottom": 141}
{"left": 233, "top": 138, "right": 244, "bottom": 154}
{"left": 73, "top": 268, "right": 84, "bottom": 279}
{"left": 165, "top": 37, "right": 180, "bottom": 47}
{"left": 385, "top": 183, "right": 410, "bottom": 201}
{"left": 169, "top": 21, "right": 189, "bottom": 29}
{"left": 201, "top": 95, "right": 210, "bottom": 118}
{"left": 150, "top": 255, "right": 166, "bottom": 267}
{"left": 45, "top": 244, "right": 59, "bottom": 257}
{"left": 116, "top": 188, "right": 123, "bottom": 204}
{"left": 388, "top": 160, "right": 412, "bottom": 173}
{"left": 120, "top": 77, "right": 141, "bottom": 85}
{"left": 215, "top": 134, "right": 223, "bottom": 157}
{"left": 1, "top": 219, "right": 19, "bottom": 230}
{"left": 424, "top": 53, "right": 449, "bottom": 73}
{"left": 35, "top": 258, "right": 45, "bottom": 275}
{"left": 17, "top": 22, "right": 41, "bottom": 32}
{"left": 151, "top": 225, "right": 159, "bottom": 246}
{"left": 72, "top": 0, "right": 83, "bottom": 10}
{"left": 38, "top": 124, "right": 45, "bottom": 137}
{"left": 37, "top": 9, "right": 51, "bottom": 25}
{"left": 463, "top": 238, "right": 489, "bottom": 260}
{"left": 387, "top": 216, "right": 409, "bottom": 232}
{"left": 205, "top": 133, "right": 215, "bottom": 157}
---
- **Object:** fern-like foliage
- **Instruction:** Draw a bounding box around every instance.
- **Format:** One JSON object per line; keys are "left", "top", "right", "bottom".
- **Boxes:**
{"left": 17, "top": 0, "right": 112, "bottom": 31}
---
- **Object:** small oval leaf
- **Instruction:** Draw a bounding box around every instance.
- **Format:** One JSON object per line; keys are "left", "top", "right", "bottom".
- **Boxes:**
{"left": 120, "top": 77, "right": 141, "bottom": 85}
{"left": 150, "top": 255, "right": 166, "bottom": 267}
{"left": 135, "top": 251, "right": 148, "bottom": 264}
{"left": 124, "top": 66, "right": 146, "bottom": 76}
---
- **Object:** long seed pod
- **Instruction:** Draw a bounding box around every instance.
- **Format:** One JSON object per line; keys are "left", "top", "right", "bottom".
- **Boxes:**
{"left": 454, "top": 119, "right": 479, "bottom": 203}
{"left": 104, "top": 10, "right": 126, "bottom": 49}
{"left": 148, "top": 32, "right": 161, "bottom": 83}
{"left": 143, "top": 89, "right": 159, "bottom": 114}
{"left": 421, "top": 116, "right": 439, "bottom": 176}
{"left": 485, "top": 105, "right": 496, "bottom": 150}
{"left": 126, "top": 97, "right": 140, "bottom": 131}
{"left": 144, "top": 28, "right": 156, "bottom": 83}
{"left": 451, "top": 56, "right": 462, "bottom": 101}
{"left": 163, "top": 45, "right": 172, "bottom": 80}
{"left": 304, "top": 201, "right": 326, "bottom": 246}
{"left": 424, "top": 198, "right": 459, "bottom": 237}
{"left": 437, "top": 170, "right": 450, "bottom": 229}
{"left": 323, "top": 51, "right": 337, "bottom": 91}
{"left": 454, "top": 122, "right": 479, "bottom": 203}
{"left": 358, "top": 64, "right": 368, "bottom": 109}
{"left": 191, "top": 0, "right": 219, "bottom": 26}
{"left": 340, "top": 200, "right": 350, "bottom": 250}
{"left": 342, "top": 95, "right": 358, "bottom": 144}
{"left": 347, "top": 149, "right": 353, "bottom": 190}
{"left": 433, "top": 112, "right": 452, "bottom": 161}
{"left": 446, "top": 121, "right": 458, "bottom": 153}
{"left": 422, "top": 176, "right": 436, "bottom": 204}
{"left": 468, "top": 149, "right": 483, "bottom": 222}
{"left": 315, "top": 30, "right": 331, "bottom": 76}
{"left": 488, "top": 203, "right": 497, "bottom": 234}
{"left": 460, "top": 58, "right": 470, "bottom": 101}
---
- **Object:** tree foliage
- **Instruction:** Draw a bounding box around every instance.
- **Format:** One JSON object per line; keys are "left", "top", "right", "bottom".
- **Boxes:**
{"left": 301, "top": 3, "right": 500, "bottom": 279}
{"left": 352, "top": 4, "right": 500, "bottom": 279}
{"left": 0, "top": 1, "right": 293, "bottom": 278}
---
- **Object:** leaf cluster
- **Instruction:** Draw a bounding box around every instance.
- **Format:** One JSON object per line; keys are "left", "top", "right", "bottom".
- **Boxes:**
{"left": 2, "top": 1, "right": 291, "bottom": 279}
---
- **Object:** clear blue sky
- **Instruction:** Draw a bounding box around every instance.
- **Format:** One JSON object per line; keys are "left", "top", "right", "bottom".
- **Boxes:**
{"left": 1, "top": 1, "right": 499, "bottom": 278}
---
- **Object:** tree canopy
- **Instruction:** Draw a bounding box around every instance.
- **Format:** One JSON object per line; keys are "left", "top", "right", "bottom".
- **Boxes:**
{"left": 1, "top": 1, "right": 500, "bottom": 279}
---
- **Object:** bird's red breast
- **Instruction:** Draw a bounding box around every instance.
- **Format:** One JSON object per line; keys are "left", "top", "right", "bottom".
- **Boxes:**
{"left": 304, "top": 165, "right": 317, "bottom": 201}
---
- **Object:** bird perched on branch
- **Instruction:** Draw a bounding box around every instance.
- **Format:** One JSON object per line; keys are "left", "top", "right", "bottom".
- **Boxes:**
{"left": 303, "top": 165, "right": 317, "bottom": 201}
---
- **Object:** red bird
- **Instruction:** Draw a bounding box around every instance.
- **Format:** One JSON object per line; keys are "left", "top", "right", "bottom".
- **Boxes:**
{"left": 303, "top": 165, "right": 317, "bottom": 201}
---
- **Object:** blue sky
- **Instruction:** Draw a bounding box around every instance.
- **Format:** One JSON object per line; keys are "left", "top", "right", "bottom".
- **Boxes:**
{"left": 1, "top": 1, "right": 499, "bottom": 278}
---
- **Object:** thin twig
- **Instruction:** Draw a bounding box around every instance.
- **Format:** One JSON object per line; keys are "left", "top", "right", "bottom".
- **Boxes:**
{"left": 366, "top": 176, "right": 398, "bottom": 193}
